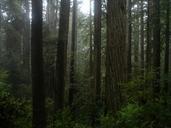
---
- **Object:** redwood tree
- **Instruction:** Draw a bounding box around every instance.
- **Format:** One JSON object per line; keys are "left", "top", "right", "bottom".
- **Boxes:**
{"left": 146, "top": 0, "right": 153, "bottom": 71}
{"left": 31, "top": 0, "right": 46, "bottom": 127}
{"left": 164, "top": 0, "right": 170, "bottom": 94}
{"left": 94, "top": 0, "right": 101, "bottom": 103}
{"left": 106, "top": 0, "right": 127, "bottom": 113}
{"left": 128, "top": 0, "right": 132, "bottom": 80}
{"left": 55, "top": 0, "right": 70, "bottom": 111}
{"left": 152, "top": 0, "right": 160, "bottom": 97}
{"left": 140, "top": 0, "right": 144, "bottom": 76}
{"left": 69, "top": 0, "right": 77, "bottom": 109}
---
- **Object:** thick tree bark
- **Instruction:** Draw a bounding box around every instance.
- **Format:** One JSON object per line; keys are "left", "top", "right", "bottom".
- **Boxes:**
{"left": 31, "top": 0, "right": 46, "bottom": 128}
{"left": 94, "top": 0, "right": 101, "bottom": 103}
{"left": 106, "top": 0, "right": 127, "bottom": 113}
{"left": 140, "top": 0, "right": 144, "bottom": 76}
{"left": 152, "top": 0, "right": 160, "bottom": 97}
{"left": 146, "top": 0, "right": 152, "bottom": 71}
{"left": 164, "top": 0, "right": 170, "bottom": 94}
{"left": 55, "top": 0, "right": 70, "bottom": 111}
{"left": 89, "top": 0, "right": 93, "bottom": 88}
{"left": 128, "top": 0, "right": 132, "bottom": 80}
{"left": 69, "top": 0, "right": 77, "bottom": 109}
{"left": 0, "top": 4, "right": 1, "bottom": 29}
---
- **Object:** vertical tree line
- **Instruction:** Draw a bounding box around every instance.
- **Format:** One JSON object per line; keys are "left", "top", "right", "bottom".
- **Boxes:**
{"left": 30, "top": 0, "right": 170, "bottom": 126}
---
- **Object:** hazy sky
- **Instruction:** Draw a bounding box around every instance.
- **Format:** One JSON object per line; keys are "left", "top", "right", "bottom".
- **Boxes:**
{"left": 43, "top": 0, "right": 91, "bottom": 14}
{"left": 79, "top": 0, "right": 90, "bottom": 14}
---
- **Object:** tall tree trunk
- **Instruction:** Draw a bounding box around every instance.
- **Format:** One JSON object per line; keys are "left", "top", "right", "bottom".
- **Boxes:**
{"left": 45, "top": 0, "right": 59, "bottom": 99}
{"left": 90, "top": 0, "right": 102, "bottom": 125}
{"left": 0, "top": 4, "right": 2, "bottom": 53}
{"left": 133, "top": 1, "right": 140, "bottom": 75}
{"left": 55, "top": 0, "right": 70, "bottom": 111}
{"left": 106, "top": 0, "right": 127, "bottom": 113}
{"left": 152, "top": 0, "right": 160, "bottom": 97}
{"left": 146, "top": 0, "right": 152, "bottom": 71}
{"left": 140, "top": 0, "right": 144, "bottom": 76}
{"left": 23, "top": 0, "right": 31, "bottom": 83}
{"left": 164, "top": 0, "right": 170, "bottom": 94}
{"left": 89, "top": 0, "right": 93, "bottom": 89}
{"left": 128, "top": 0, "right": 132, "bottom": 80}
{"left": 94, "top": 0, "right": 101, "bottom": 103}
{"left": 89, "top": 0, "right": 96, "bottom": 125}
{"left": 69, "top": 0, "right": 77, "bottom": 109}
{"left": 31, "top": 0, "right": 46, "bottom": 128}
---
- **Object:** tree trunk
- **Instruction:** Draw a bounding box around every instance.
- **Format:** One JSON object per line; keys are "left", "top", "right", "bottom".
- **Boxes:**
{"left": 146, "top": 0, "right": 152, "bottom": 72}
{"left": 94, "top": 0, "right": 101, "bottom": 103}
{"left": 133, "top": 1, "right": 140, "bottom": 75}
{"left": 152, "top": 0, "right": 160, "bottom": 97}
{"left": 140, "top": 0, "right": 144, "bottom": 76}
{"left": 23, "top": 0, "right": 31, "bottom": 83}
{"left": 106, "top": 0, "right": 127, "bottom": 113}
{"left": 89, "top": 0, "right": 93, "bottom": 89}
{"left": 31, "top": 0, "right": 46, "bottom": 128}
{"left": 164, "top": 0, "right": 170, "bottom": 94}
{"left": 89, "top": 0, "right": 96, "bottom": 125}
{"left": 55, "top": 0, "right": 70, "bottom": 111}
{"left": 69, "top": 0, "right": 77, "bottom": 109}
{"left": 128, "top": 0, "right": 132, "bottom": 80}
{"left": 0, "top": 4, "right": 1, "bottom": 30}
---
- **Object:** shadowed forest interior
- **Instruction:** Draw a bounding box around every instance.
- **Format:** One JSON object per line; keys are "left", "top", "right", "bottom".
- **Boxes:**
{"left": 0, "top": 0, "right": 171, "bottom": 128}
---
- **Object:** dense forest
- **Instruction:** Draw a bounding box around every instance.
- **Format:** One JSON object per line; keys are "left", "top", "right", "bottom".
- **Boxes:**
{"left": 0, "top": 0, "right": 170, "bottom": 128}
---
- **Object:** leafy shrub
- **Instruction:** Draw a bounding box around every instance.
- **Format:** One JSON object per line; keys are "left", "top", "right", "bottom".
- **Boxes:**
{"left": 123, "top": 72, "right": 154, "bottom": 103}
{"left": 50, "top": 107, "right": 93, "bottom": 128}
{"left": 0, "top": 69, "right": 10, "bottom": 95}
{"left": 140, "top": 102, "right": 171, "bottom": 128}
{"left": 0, "top": 68, "right": 32, "bottom": 128}
{"left": 116, "top": 104, "right": 143, "bottom": 128}
{"left": 0, "top": 93, "right": 32, "bottom": 128}
{"left": 115, "top": 102, "right": 171, "bottom": 128}
{"left": 99, "top": 114, "right": 115, "bottom": 128}
{"left": 52, "top": 108, "right": 74, "bottom": 128}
